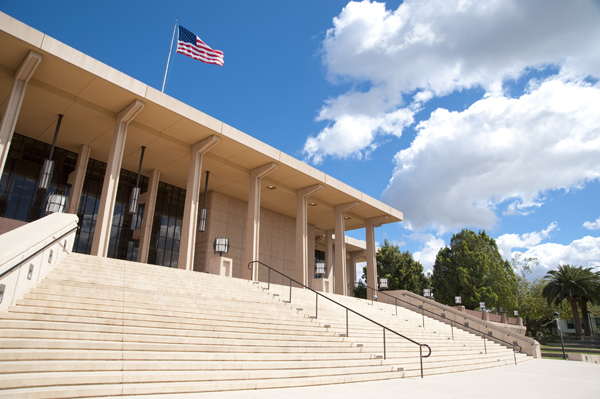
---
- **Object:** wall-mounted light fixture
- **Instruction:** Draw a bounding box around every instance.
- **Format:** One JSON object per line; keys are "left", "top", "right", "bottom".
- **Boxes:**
{"left": 45, "top": 193, "right": 68, "bottom": 215}
{"left": 38, "top": 114, "right": 63, "bottom": 190}
{"left": 198, "top": 171, "right": 210, "bottom": 232}
{"left": 213, "top": 237, "right": 229, "bottom": 257}
{"left": 315, "top": 261, "right": 326, "bottom": 277}
{"left": 128, "top": 146, "right": 146, "bottom": 214}
{"left": 379, "top": 277, "right": 388, "bottom": 290}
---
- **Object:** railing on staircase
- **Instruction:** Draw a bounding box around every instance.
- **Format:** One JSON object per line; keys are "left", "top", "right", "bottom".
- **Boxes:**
{"left": 248, "top": 261, "right": 432, "bottom": 378}
{"left": 358, "top": 283, "right": 524, "bottom": 365}
{"left": 0, "top": 226, "right": 77, "bottom": 280}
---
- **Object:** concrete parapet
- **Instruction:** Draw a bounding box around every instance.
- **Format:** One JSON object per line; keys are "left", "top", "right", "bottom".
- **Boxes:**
{"left": 378, "top": 290, "right": 541, "bottom": 359}
{"left": 0, "top": 213, "right": 78, "bottom": 312}
{"left": 567, "top": 353, "right": 600, "bottom": 364}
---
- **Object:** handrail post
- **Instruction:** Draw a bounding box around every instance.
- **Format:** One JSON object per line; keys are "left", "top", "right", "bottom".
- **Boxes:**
{"left": 451, "top": 320, "right": 454, "bottom": 340}
{"left": 289, "top": 278, "right": 292, "bottom": 303}
{"left": 315, "top": 292, "right": 318, "bottom": 319}
{"left": 268, "top": 268, "right": 271, "bottom": 290}
{"left": 484, "top": 336, "right": 487, "bottom": 354}
{"left": 513, "top": 344, "right": 517, "bottom": 366}
{"left": 383, "top": 328, "right": 386, "bottom": 360}
{"left": 420, "top": 345, "right": 424, "bottom": 378}
{"left": 421, "top": 304, "right": 425, "bottom": 328}
{"left": 395, "top": 297, "right": 397, "bottom": 317}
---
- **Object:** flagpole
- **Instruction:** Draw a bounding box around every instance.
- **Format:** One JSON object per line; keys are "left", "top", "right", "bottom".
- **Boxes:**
{"left": 161, "top": 20, "right": 178, "bottom": 93}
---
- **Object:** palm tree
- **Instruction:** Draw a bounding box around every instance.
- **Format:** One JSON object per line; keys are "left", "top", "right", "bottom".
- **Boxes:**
{"left": 579, "top": 269, "right": 600, "bottom": 336}
{"left": 542, "top": 265, "right": 598, "bottom": 340}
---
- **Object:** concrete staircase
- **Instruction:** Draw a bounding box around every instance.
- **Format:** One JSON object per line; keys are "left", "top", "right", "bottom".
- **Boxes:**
{"left": 0, "top": 254, "right": 530, "bottom": 397}
{"left": 264, "top": 282, "right": 530, "bottom": 376}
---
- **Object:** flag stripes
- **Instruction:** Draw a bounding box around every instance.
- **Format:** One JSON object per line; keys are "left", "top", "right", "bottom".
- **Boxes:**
{"left": 176, "top": 26, "right": 224, "bottom": 67}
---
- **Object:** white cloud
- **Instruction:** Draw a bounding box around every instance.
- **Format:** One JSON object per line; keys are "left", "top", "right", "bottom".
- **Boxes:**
{"left": 496, "top": 222, "right": 558, "bottom": 259}
{"left": 583, "top": 217, "right": 600, "bottom": 230}
{"left": 513, "top": 236, "right": 600, "bottom": 279}
{"left": 381, "top": 78, "right": 600, "bottom": 232}
{"left": 305, "top": 0, "right": 600, "bottom": 163}
{"left": 304, "top": 108, "right": 414, "bottom": 164}
{"left": 413, "top": 235, "right": 445, "bottom": 272}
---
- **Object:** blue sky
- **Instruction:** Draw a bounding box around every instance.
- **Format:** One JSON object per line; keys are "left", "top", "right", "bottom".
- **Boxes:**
{"left": 2, "top": 0, "right": 599, "bottom": 280}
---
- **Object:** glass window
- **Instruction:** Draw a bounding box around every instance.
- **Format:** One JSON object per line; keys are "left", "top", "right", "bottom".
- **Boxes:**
{"left": 0, "top": 133, "right": 77, "bottom": 222}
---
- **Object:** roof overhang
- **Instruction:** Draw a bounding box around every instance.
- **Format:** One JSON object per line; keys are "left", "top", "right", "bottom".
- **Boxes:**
{"left": 0, "top": 12, "right": 403, "bottom": 233}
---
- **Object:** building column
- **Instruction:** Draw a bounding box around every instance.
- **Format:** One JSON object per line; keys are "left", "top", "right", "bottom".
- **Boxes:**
{"left": 295, "top": 184, "right": 323, "bottom": 287}
{"left": 91, "top": 100, "right": 145, "bottom": 257}
{"left": 66, "top": 144, "right": 91, "bottom": 214}
{"left": 324, "top": 230, "right": 334, "bottom": 293}
{"left": 307, "top": 224, "right": 317, "bottom": 289}
{"left": 366, "top": 215, "right": 389, "bottom": 294}
{"left": 347, "top": 250, "right": 363, "bottom": 297}
{"left": 334, "top": 201, "right": 359, "bottom": 296}
{"left": 136, "top": 169, "right": 160, "bottom": 263}
{"left": 0, "top": 50, "right": 43, "bottom": 177}
{"left": 243, "top": 162, "right": 278, "bottom": 281}
{"left": 178, "top": 135, "right": 220, "bottom": 271}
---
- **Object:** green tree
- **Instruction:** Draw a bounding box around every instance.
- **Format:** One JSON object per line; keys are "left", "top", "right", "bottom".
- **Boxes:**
{"left": 359, "top": 240, "right": 429, "bottom": 295}
{"left": 431, "top": 229, "right": 517, "bottom": 311}
{"left": 542, "top": 265, "right": 598, "bottom": 340}
{"left": 353, "top": 280, "right": 367, "bottom": 299}
{"left": 577, "top": 269, "right": 600, "bottom": 336}
{"left": 512, "top": 254, "right": 555, "bottom": 337}
{"left": 376, "top": 239, "right": 429, "bottom": 294}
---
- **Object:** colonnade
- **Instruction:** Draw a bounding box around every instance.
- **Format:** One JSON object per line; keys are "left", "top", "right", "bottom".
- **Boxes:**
{"left": 0, "top": 51, "right": 388, "bottom": 296}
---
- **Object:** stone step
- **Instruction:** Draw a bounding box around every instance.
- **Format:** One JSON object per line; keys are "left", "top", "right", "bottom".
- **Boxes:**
{"left": 0, "top": 252, "right": 532, "bottom": 396}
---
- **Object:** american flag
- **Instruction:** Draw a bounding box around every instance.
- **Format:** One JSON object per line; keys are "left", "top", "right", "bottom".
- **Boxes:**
{"left": 176, "top": 26, "right": 224, "bottom": 67}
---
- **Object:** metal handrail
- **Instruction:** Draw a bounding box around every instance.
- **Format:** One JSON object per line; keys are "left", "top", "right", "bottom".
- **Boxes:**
{"left": 356, "top": 283, "right": 526, "bottom": 362}
{"left": 0, "top": 226, "right": 77, "bottom": 279}
{"left": 248, "top": 261, "right": 432, "bottom": 378}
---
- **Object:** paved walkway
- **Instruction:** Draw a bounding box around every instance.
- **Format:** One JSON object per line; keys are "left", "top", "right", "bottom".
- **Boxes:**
{"left": 196, "top": 359, "right": 599, "bottom": 399}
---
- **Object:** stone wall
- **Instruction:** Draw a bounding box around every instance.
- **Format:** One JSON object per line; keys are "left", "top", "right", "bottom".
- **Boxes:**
{"left": 194, "top": 191, "right": 296, "bottom": 284}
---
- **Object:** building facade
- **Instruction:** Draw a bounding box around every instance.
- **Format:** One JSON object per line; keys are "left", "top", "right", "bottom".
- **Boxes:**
{"left": 0, "top": 12, "right": 403, "bottom": 295}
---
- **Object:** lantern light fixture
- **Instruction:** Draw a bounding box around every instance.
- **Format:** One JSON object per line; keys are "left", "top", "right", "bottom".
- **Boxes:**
{"left": 315, "top": 261, "right": 326, "bottom": 277}
{"left": 198, "top": 171, "right": 210, "bottom": 232}
{"left": 38, "top": 114, "right": 63, "bottom": 190}
{"left": 128, "top": 146, "right": 146, "bottom": 214}
{"left": 213, "top": 237, "right": 229, "bottom": 256}
{"left": 45, "top": 193, "right": 68, "bottom": 215}
{"left": 379, "top": 277, "right": 388, "bottom": 290}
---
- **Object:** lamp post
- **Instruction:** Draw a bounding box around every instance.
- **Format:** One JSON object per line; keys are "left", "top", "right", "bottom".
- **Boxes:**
{"left": 554, "top": 311, "right": 567, "bottom": 359}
